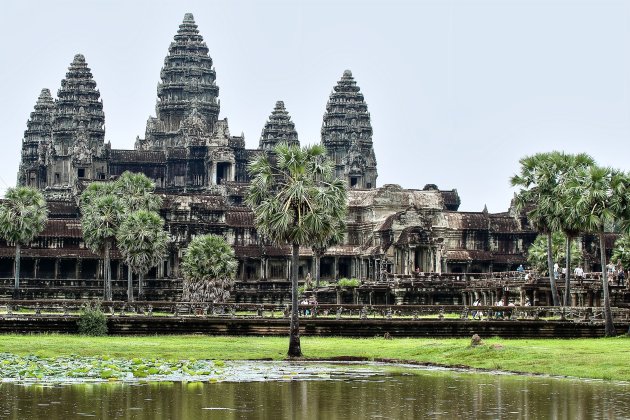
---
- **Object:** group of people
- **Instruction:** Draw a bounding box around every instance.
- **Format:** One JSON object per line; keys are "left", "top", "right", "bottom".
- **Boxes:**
{"left": 299, "top": 296, "right": 318, "bottom": 316}
{"left": 471, "top": 296, "right": 530, "bottom": 320}
{"left": 606, "top": 260, "right": 625, "bottom": 286}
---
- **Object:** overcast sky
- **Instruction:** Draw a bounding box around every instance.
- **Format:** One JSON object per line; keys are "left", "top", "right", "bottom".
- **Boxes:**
{"left": 1, "top": 0, "right": 629, "bottom": 212}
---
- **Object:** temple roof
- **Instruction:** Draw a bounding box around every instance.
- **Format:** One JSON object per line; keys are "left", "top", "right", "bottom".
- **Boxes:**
{"left": 321, "top": 69, "right": 373, "bottom": 145}
{"left": 259, "top": 101, "right": 299, "bottom": 150}
{"left": 152, "top": 13, "right": 219, "bottom": 135}
{"left": 53, "top": 54, "right": 105, "bottom": 142}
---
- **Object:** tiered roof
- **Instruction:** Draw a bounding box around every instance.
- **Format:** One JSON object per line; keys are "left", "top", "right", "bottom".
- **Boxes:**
{"left": 155, "top": 13, "right": 219, "bottom": 132}
{"left": 53, "top": 54, "right": 105, "bottom": 148}
{"left": 321, "top": 70, "right": 373, "bottom": 147}
{"left": 259, "top": 101, "right": 299, "bottom": 150}
{"left": 21, "top": 89, "right": 54, "bottom": 158}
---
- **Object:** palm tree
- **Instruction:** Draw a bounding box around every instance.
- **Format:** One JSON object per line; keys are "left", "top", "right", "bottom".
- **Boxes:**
{"left": 115, "top": 171, "right": 163, "bottom": 300}
{"left": 511, "top": 152, "right": 593, "bottom": 306}
{"left": 80, "top": 183, "right": 124, "bottom": 301}
{"left": 0, "top": 187, "right": 48, "bottom": 295}
{"left": 526, "top": 232, "right": 581, "bottom": 275}
{"left": 246, "top": 143, "right": 347, "bottom": 357}
{"left": 569, "top": 166, "right": 630, "bottom": 336}
{"left": 556, "top": 154, "right": 595, "bottom": 305}
{"left": 116, "top": 210, "right": 169, "bottom": 302}
{"left": 181, "top": 234, "right": 237, "bottom": 303}
{"left": 116, "top": 171, "right": 162, "bottom": 212}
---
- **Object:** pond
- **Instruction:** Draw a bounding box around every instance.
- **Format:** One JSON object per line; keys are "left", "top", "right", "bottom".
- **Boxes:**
{"left": 1, "top": 362, "right": 629, "bottom": 419}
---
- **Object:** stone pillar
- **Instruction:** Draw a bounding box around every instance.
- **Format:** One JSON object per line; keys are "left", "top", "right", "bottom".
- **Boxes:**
{"left": 34, "top": 258, "right": 39, "bottom": 279}
{"left": 76, "top": 259, "right": 82, "bottom": 280}
{"left": 54, "top": 259, "right": 60, "bottom": 280}
{"left": 333, "top": 257, "right": 339, "bottom": 280}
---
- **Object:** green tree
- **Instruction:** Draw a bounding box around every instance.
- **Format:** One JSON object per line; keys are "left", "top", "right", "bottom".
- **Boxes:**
{"left": 0, "top": 186, "right": 48, "bottom": 294}
{"left": 115, "top": 171, "right": 163, "bottom": 301}
{"left": 117, "top": 210, "right": 169, "bottom": 302}
{"left": 181, "top": 234, "right": 237, "bottom": 303}
{"left": 569, "top": 166, "right": 630, "bottom": 336}
{"left": 80, "top": 183, "right": 124, "bottom": 301}
{"left": 511, "top": 152, "right": 593, "bottom": 306}
{"left": 527, "top": 232, "right": 581, "bottom": 275}
{"left": 246, "top": 143, "right": 347, "bottom": 357}
{"left": 556, "top": 154, "right": 595, "bottom": 305}
{"left": 611, "top": 233, "right": 630, "bottom": 269}
{"left": 81, "top": 172, "right": 162, "bottom": 301}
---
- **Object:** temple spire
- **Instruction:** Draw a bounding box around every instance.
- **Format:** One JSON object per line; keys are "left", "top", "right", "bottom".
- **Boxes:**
{"left": 146, "top": 12, "right": 219, "bottom": 146}
{"left": 321, "top": 70, "right": 377, "bottom": 189}
{"left": 17, "top": 89, "right": 55, "bottom": 188}
{"left": 259, "top": 101, "right": 299, "bottom": 151}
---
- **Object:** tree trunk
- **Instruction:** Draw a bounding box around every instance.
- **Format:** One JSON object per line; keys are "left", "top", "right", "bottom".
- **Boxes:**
{"left": 288, "top": 242, "right": 302, "bottom": 357}
{"left": 104, "top": 240, "right": 112, "bottom": 301}
{"left": 547, "top": 232, "right": 560, "bottom": 306}
{"left": 138, "top": 272, "right": 144, "bottom": 301}
{"left": 14, "top": 243, "right": 21, "bottom": 298}
{"left": 564, "top": 235, "right": 571, "bottom": 306}
{"left": 315, "top": 254, "right": 321, "bottom": 288}
{"left": 600, "top": 232, "right": 616, "bottom": 336}
{"left": 127, "top": 265, "right": 133, "bottom": 302}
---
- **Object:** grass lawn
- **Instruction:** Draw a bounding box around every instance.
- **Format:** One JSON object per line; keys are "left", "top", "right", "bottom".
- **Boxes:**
{"left": 1, "top": 334, "right": 629, "bottom": 381}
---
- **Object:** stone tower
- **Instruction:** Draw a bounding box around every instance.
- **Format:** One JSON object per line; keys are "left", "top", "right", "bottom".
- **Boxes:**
{"left": 321, "top": 70, "right": 377, "bottom": 189}
{"left": 22, "top": 54, "right": 109, "bottom": 200}
{"left": 138, "top": 13, "right": 220, "bottom": 150}
{"left": 17, "top": 89, "right": 55, "bottom": 189}
{"left": 259, "top": 101, "right": 299, "bottom": 151}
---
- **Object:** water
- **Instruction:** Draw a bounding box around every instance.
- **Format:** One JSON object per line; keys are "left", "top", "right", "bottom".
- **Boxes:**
{"left": 1, "top": 362, "right": 629, "bottom": 419}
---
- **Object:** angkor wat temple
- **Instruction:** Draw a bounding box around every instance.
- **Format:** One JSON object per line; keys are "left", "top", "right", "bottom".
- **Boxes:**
{"left": 11, "top": 13, "right": 617, "bottom": 305}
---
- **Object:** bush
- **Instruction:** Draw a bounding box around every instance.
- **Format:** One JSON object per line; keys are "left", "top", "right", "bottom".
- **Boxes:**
{"left": 77, "top": 303, "right": 108, "bottom": 336}
{"left": 337, "top": 278, "right": 360, "bottom": 288}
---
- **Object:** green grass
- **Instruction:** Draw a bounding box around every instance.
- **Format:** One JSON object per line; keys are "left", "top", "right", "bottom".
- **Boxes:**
{"left": 1, "top": 334, "right": 629, "bottom": 381}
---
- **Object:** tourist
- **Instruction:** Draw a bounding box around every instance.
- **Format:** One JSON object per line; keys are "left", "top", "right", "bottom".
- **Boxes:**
{"left": 617, "top": 261, "right": 625, "bottom": 286}
{"left": 516, "top": 264, "right": 524, "bottom": 273}
{"left": 305, "top": 272, "right": 312, "bottom": 290}
{"left": 524, "top": 297, "right": 531, "bottom": 306}
{"left": 553, "top": 262, "right": 560, "bottom": 280}
{"left": 472, "top": 298, "right": 482, "bottom": 320}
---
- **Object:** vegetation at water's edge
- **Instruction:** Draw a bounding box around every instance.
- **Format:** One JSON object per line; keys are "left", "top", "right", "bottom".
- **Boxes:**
{"left": 1, "top": 335, "right": 630, "bottom": 381}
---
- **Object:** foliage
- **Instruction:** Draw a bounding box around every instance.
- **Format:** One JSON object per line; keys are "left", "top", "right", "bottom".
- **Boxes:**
{"left": 0, "top": 186, "right": 48, "bottom": 245}
{"left": 80, "top": 172, "right": 166, "bottom": 301}
{"left": 246, "top": 143, "right": 347, "bottom": 357}
{"left": 337, "top": 278, "right": 360, "bottom": 287}
{"left": 2, "top": 335, "right": 630, "bottom": 381}
{"left": 567, "top": 165, "right": 630, "bottom": 336}
{"left": 612, "top": 233, "right": 630, "bottom": 269}
{"left": 77, "top": 303, "right": 108, "bottom": 336}
{"left": 181, "top": 234, "right": 237, "bottom": 303}
{"left": 526, "top": 233, "right": 582, "bottom": 274}
{"left": 511, "top": 152, "right": 594, "bottom": 307}
{"left": 0, "top": 186, "right": 48, "bottom": 289}
{"left": 116, "top": 210, "right": 169, "bottom": 298}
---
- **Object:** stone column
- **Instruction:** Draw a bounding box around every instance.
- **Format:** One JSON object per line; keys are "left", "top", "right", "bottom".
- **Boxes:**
{"left": 333, "top": 257, "right": 339, "bottom": 280}
{"left": 34, "top": 258, "right": 39, "bottom": 279}
{"left": 54, "top": 259, "right": 60, "bottom": 280}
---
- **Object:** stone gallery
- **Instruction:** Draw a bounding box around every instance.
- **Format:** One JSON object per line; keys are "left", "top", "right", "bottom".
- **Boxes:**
{"left": 10, "top": 13, "right": 594, "bottom": 304}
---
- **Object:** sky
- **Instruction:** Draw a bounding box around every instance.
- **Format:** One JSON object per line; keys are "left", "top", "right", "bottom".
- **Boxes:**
{"left": 1, "top": 0, "right": 629, "bottom": 212}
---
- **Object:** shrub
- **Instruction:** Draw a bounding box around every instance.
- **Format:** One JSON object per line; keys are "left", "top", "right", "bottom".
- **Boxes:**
{"left": 77, "top": 303, "right": 108, "bottom": 336}
{"left": 337, "top": 278, "right": 360, "bottom": 288}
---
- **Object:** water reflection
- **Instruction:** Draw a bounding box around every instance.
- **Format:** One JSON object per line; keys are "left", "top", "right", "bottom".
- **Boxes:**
{"left": 1, "top": 366, "right": 629, "bottom": 419}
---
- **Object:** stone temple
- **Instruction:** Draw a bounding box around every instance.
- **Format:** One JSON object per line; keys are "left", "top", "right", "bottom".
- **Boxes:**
{"left": 11, "top": 13, "right": 612, "bottom": 305}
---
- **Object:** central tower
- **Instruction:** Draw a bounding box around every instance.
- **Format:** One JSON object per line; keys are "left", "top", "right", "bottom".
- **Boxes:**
{"left": 138, "top": 13, "right": 220, "bottom": 150}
